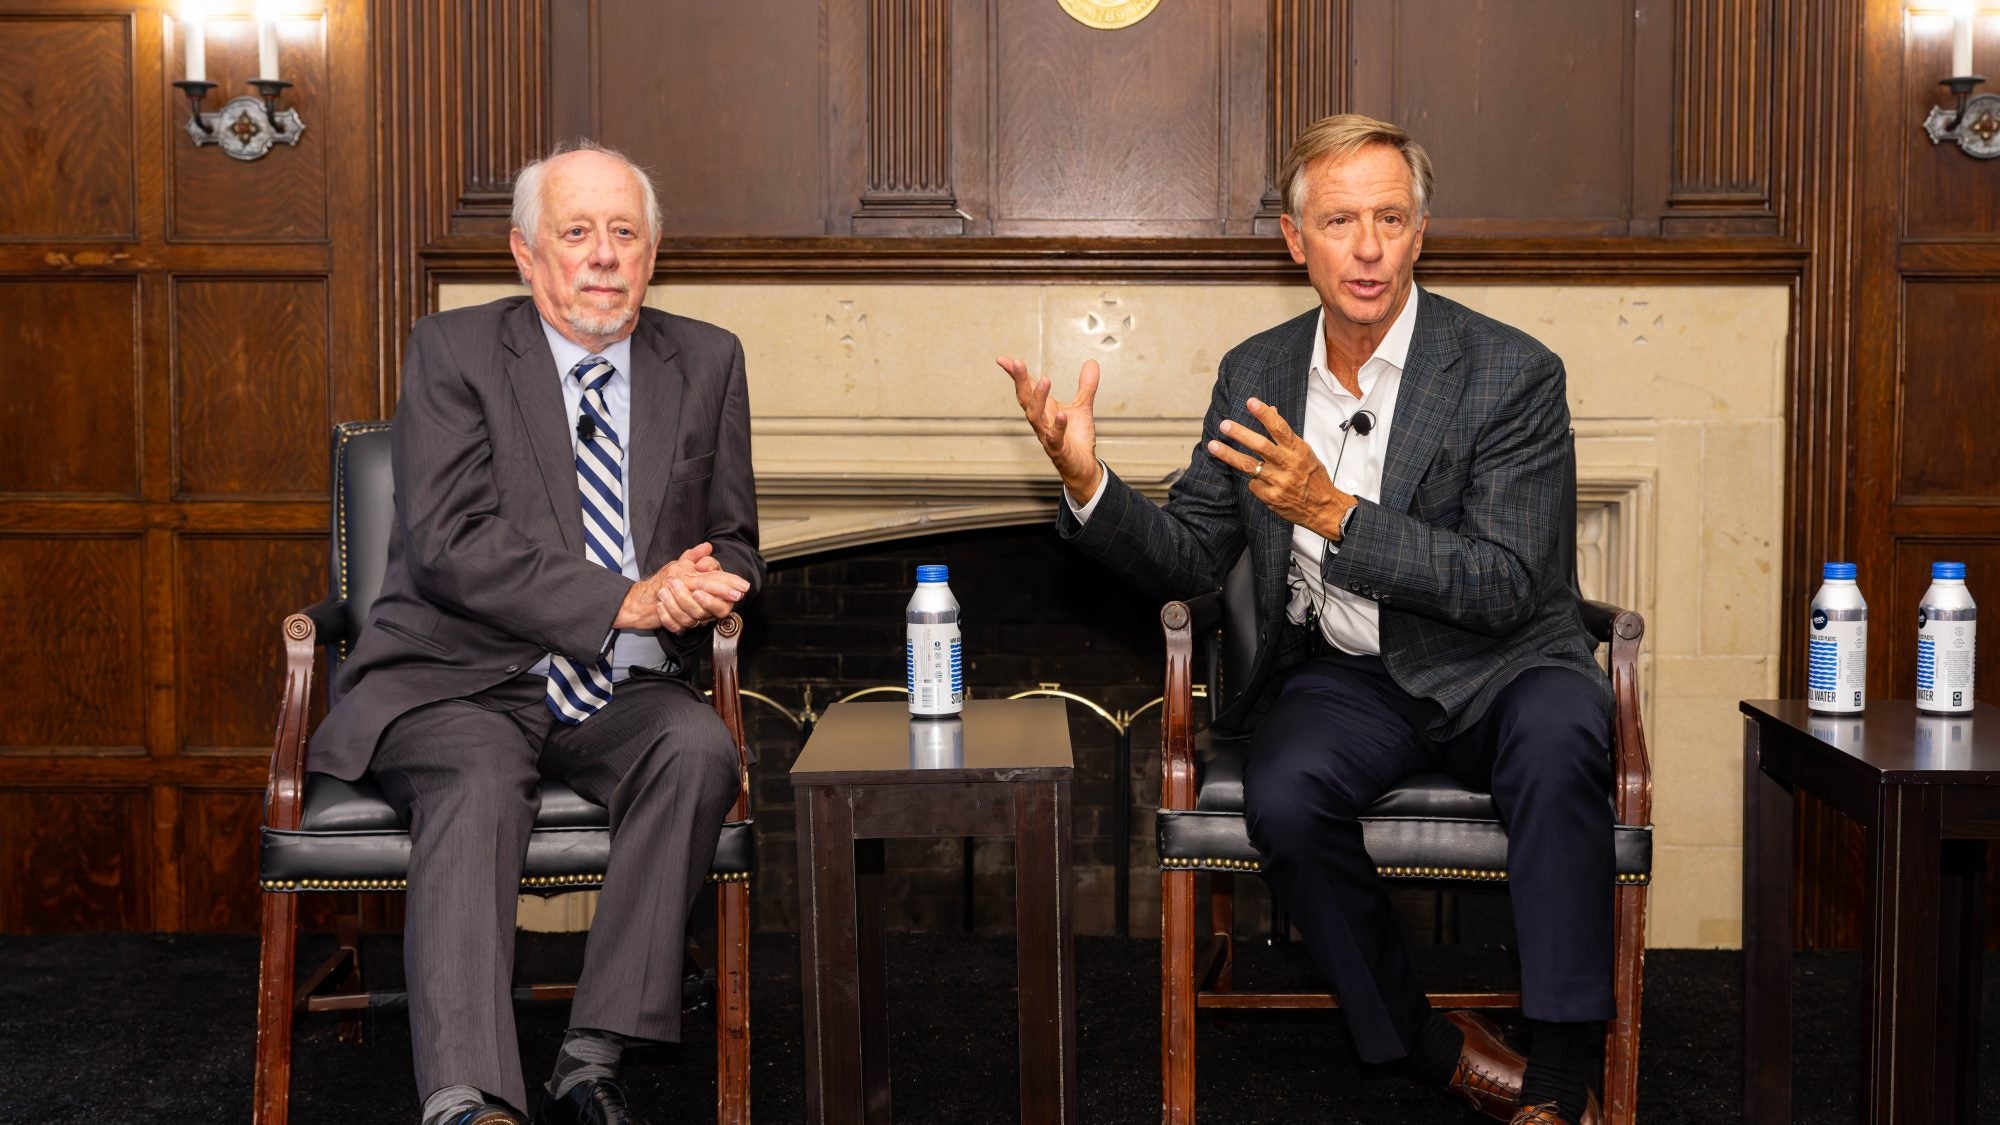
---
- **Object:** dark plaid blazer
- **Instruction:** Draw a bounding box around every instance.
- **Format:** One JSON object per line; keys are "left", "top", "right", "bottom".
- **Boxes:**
{"left": 1059, "top": 287, "right": 1609, "bottom": 738}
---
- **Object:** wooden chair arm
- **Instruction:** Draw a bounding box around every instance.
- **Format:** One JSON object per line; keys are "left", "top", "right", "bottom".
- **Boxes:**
{"left": 1606, "top": 608, "right": 1652, "bottom": 828}
{"left": 300, "top": 596, "right": 351, "bottom": 649}
{"left": 267, "top": 612, "right": 319, "bottom": 833}
{"left": 1160, "top": 601, "right": 1199, "bottom": 813}
{"left": 710, "top": 613, "right": 751, "bottom": 821}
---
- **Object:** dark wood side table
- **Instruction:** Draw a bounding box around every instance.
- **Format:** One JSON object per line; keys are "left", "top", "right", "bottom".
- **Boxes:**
{"left": 791, "top": 698, "right": 1078, "bottom": 1124}
{"left": 1742, "top": 699, "right": 2000, "bottom": 1124}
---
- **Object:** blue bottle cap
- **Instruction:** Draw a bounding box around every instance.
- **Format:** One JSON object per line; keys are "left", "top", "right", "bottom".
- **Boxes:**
{"left": 916, "top": 564, "right": 950, "bottom": 583}
{"left": 1933, "top": 561, "right": 1967, "bottom": 580}
{"left": 1823, "top": 562, "right": 1857, "bottom": 580}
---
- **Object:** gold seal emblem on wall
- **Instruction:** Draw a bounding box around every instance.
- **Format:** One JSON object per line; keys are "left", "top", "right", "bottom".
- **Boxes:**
{"left": 1057, "top": 0, "right": 1162, "bottom": 30}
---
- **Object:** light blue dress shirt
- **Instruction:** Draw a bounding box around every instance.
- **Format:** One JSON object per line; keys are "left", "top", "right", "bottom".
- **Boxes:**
{"left": 530, "top": 318, "right": 672, "bottom": 682}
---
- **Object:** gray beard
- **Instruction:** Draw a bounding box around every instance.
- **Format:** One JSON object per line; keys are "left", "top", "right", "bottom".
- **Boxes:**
{"left": 565, "top": 303, "right": 637, "bottom": 343}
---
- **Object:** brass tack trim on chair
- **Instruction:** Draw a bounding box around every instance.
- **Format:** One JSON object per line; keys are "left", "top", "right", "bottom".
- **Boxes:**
{"left": 1158, "top": 856, "right": 1650, "bottom": 885}
{"left": 706, "top": 871, "right": 751, "bottom": 884}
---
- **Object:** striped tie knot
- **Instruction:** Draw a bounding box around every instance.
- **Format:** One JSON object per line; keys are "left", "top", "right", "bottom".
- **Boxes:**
{"left": 572, "top": 354, "right": 616, "bottom": 393}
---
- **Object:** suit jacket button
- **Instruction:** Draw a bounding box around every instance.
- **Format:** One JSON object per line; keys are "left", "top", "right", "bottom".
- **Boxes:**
{"left": 505, "top": 664, "right": 521, "bottom": 674}
{"left": 1349, "top": 582, "right": 1363, "bottom": 593}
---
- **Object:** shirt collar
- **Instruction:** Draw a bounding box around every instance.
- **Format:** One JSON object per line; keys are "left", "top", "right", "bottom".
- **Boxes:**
{"left": 1309, "top": 286, "right": 1421, "bottom": 398}
{"left": 539, "top": 317, "right": 634, "bottom": 387}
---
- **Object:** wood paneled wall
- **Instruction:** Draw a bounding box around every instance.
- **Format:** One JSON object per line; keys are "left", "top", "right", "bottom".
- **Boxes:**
{"left": 1, "top": 0, "right": 1992, "bottom": 941}
{"left": 0, "top": 0, "right": 378, "bottom": 932}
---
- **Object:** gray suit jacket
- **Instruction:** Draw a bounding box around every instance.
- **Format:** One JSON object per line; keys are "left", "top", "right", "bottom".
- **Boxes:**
{"left": 310, "top": 296, "right": 765, "bottom": 781}
{"left": 1060, "top": 287, "right": 1607, "bottom": 739}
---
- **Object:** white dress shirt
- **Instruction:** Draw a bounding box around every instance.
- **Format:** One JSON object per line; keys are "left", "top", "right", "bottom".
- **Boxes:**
{"left": 530, "top": 319, "right": 670, "bottom": 682}
{"left": 1287, "top": 291, "right": 1417, "bottom": 655}
{"left": 1067, "top": 289, "right": 1420, "bottom": 656}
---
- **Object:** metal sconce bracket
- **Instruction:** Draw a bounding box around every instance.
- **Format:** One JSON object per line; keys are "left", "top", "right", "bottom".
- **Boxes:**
{"left": 173, "top": 78, "right": 305, "bottom": 161}
{"left": 1925, "top": 76, "right": 2000, "bottom": 158}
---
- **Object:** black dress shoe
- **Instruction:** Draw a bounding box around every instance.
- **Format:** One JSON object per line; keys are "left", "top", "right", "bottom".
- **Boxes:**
{"left": 532, "top": 1077, "right": 653, "bottom": 1125}
{"left": 443, "top": 1098, "right": 527, "bottom": 1125}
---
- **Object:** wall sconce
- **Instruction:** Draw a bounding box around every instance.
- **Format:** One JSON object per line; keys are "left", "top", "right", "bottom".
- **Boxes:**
{"left": 171, "top": 0, "right": 305, "bottom": 161}
{"left": 1921, "top": 0, "right": 1999, "bottom": 158}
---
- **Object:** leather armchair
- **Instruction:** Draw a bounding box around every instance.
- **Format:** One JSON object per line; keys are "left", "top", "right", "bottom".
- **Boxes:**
{"left": 1153, "top": 444, "right": 1652, "bottom": 1125}
{"left": 251, "top": 421, "right": 754, "bottom": 1125}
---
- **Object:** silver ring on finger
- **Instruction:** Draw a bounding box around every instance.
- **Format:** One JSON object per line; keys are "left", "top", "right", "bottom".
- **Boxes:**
{"left": 1253, "top": 461, "right": 1264, "bottom": 478}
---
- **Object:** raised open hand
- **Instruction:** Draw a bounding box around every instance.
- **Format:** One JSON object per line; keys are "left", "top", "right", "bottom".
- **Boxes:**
{"left": 997, "top": 355, "right": 1102, "bottom": 505}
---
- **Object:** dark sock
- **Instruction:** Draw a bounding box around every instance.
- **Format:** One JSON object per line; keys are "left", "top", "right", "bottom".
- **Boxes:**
{"left": 1520, "top": 1018, "right": 1601, "bottom": 1122}
{"left": 548, "top": 1027, "right": 637, "bottom": 1098}
{"left": 1406, "top": 1009, "right": 1464, "bottom": 1087}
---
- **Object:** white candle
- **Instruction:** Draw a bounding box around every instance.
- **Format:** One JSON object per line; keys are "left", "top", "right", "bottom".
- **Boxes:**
{"left": 258, "top": 17, "right": 279, "bottom": 82}
{"left": 181, "top": 8, "right": 205, "bottom": 83}
{"left": 1952, "top": 0, "right": 1975, "bottom": 76}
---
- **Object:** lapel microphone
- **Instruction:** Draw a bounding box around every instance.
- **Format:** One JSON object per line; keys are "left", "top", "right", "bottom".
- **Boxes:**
{"left": 1340, "top": 409, "right": 1376, "bottom": 436}
{"left": 576, "top": 413, "right": 596, "bottom": 444}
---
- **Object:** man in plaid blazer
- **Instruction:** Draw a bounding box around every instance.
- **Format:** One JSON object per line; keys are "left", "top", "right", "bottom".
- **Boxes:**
{"left": 1001, "top": 116, "right": 1613, "bottom": 1125}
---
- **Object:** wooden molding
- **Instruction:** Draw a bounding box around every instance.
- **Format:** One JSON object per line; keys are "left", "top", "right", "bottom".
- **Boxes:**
{"left": 416, "top": 234, "right": 1808, "bottom": 287}
{"left": 853, "top": 0, "right": 962, "bottom": 235}
{"left": 1255, "top": 0, "right": 1347, "bottom": 233}
{"left": 1669, "top": 0, "right": 1777, "bottom": 221}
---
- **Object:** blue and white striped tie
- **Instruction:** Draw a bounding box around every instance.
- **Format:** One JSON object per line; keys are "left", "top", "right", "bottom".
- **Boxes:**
{"left": 546, "top": 354, "right": 625, "bottom": 724}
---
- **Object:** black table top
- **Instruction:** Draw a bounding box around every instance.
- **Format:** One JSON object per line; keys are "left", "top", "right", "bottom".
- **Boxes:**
{"left": 790, "top": 698, "right": 1075, "bottom": 785}
{"left": 1742, "top": 699, "right": 2000, "bottom": 782}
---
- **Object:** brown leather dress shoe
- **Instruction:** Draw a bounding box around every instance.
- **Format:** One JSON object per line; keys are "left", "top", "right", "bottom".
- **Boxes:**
{"left": 1442, "top": 1011, "right": 1525, "bottom": 1121}
{"left": 1510, "top": 1090, "right": 1604, "bottom": 1125}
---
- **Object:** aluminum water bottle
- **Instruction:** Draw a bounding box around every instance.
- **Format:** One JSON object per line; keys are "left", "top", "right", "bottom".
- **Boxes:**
{"left": 1917, "top": 561, "right": 1976, "bottom": 715}
{"left": 906, "top": 564, "right": 963, "bottom": 716}
{"left": 1808, "top": 562, "right": 1866, "bottom": 714}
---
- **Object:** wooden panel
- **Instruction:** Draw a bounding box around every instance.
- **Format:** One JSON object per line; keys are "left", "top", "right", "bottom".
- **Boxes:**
{"left": 177, "top": 535, "right": 325, "bottom": 752}
{"left": 169, "top": 16, "right": 328, "bottom": 242}
{"left": 457, "top": 0, "right": 547, "bottom": 212}
{"left": 0, "top": 14, "right": 135, "bottom": 240}
{"left": 594, "top": 0, "right": 824, "bottom": 236}
{"left": 1257, "top": 0, "right": 1347, "bottom": 227}
{"left": 1901, "top": 14, "right": 2000, "bottom": 241}
{"left": 1671, "top": 0, "right": 1775, "bottom": 210}
{"left": 177, "top": 787, "right": 264, "bottom": 931}
{"left": 0, "top": 787, "right": 150, "bottom": 932}
{"left": 0, "top": 536, "right": 145, "bottom": 753}
{"left": 1895, "top": 281, "right": 2000, "bottom": 502}
{"left": 992, "top": 1, "right": 1224, "bottom": 227}
{"left": 1885, "top": 540, "right": 2000, "bottom": 705}
{"left": 1349, "top": 0, "right": 1631, "bottom": 233}
{"left": 0, "top": 279, "right": 140, "bottom": 496}
{"left": 853, "top": 0, "right": 962, "bottom": 234}
{"left": 173, "top": 278, "right": 329, "bottom": 498}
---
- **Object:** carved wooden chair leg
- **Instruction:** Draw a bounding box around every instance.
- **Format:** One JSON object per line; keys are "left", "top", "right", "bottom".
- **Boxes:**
{"left": 253, "top": 890, "right": 299, "bottom": 1125}
{"left": 714, "top": 880, "right": 752, "bottom": 1125}
{"left": 1161, "top": 866, "right": 1198, "bottom": 1125}
{"left": 1603, "top": 882, "right": 1648, "bottom": 1125}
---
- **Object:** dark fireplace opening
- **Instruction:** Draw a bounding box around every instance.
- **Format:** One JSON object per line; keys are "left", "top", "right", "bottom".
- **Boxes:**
{"left": 726, "top": 522, "right": 1513, "bottom": 953}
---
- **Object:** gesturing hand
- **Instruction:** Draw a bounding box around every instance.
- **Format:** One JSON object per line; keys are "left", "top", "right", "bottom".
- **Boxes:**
{"left": 997, "top": 355, "right": 1102, "bottom": 506}
{"left": 1205, "top": 397, "right": 1354, "bottom": 540}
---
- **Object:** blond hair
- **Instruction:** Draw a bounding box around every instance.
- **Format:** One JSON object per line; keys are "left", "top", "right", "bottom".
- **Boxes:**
{"left": 1279, "top": 114, "right": 1434, "bottom": 220}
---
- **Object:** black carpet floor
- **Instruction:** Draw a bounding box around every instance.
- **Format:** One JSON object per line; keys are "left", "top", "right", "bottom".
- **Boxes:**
{"left": 0, "top": 930, "right": 1989, "bottom": 1123}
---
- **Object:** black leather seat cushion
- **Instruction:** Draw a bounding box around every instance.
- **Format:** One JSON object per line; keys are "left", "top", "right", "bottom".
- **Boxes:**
{"left": 1169, "top": 733, "right": 1651, "bottom": 881}
{"left": 262, "top": 772, "right": 752, "bottom": 889}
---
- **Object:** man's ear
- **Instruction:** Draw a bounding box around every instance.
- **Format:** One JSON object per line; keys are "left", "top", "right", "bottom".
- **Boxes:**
{"left": 509, "top": 228, "right": 535, "bottom": 283}
{"left": 1279, "top": 213, "right": 1307, "bottom": 266}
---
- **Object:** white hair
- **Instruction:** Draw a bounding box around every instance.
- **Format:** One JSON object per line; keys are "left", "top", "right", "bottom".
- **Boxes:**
{"left": 511, "top": 140, "right": 662, "bottom": 251}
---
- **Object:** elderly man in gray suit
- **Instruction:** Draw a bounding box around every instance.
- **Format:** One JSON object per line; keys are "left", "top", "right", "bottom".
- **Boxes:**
{"left": 1001, "top": 115, "right": 1612, "bottom": 1125}
{"left": 311, "top": 143, "right": 762, "bottom": 1125}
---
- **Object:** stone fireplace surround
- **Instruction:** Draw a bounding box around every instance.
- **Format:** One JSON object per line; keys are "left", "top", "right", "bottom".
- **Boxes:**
{"left": 442, "top": 281, "right": 1789, "bottom": 950}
